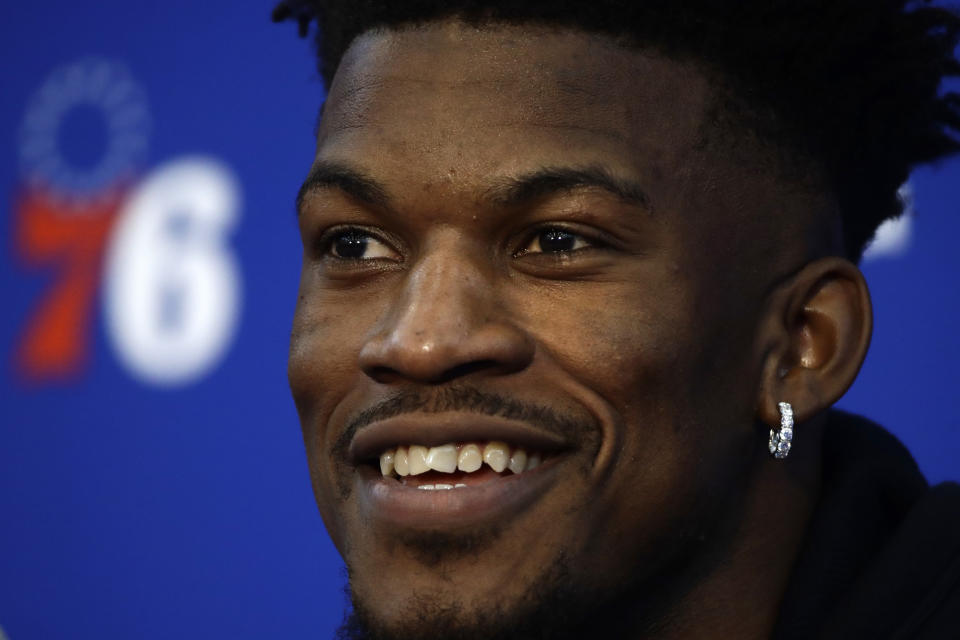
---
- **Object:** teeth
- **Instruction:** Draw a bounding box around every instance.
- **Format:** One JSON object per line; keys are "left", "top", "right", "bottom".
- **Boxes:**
{"left": 508, "top": 448, "right": 527, "bottom": 474}
{"left": 408, "top": 445, "right": 430, "bottom": 475}
{"left": 380, "top": 449, "right": 395, "bottom": 476}
{"left": 425, "top": 444, "right": 458, "bottom": 473}
{"left": 395, "top": 446, "right": 409, "bottom": 476}
{"left": 457, "top": 444, "right": 483, "bottom": 472}
{"left": 417, "top": 483, "right": 467, "bottom": 490}
{"left": 483, "top": 441, "right": 509, "bottom": 473}
{"left": 527, "top": 453, "right": 541, "bottom": 470}
{"left": 380, "top": 442, "right": 547, "bottom": 477}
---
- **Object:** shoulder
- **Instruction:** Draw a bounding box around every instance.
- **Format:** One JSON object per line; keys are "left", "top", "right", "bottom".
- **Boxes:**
{"left": 776, "top": 410, "right": 960, "bottom": 639}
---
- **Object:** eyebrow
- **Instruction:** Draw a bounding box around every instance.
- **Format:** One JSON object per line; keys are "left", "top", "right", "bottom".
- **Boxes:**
{"left": 296, "top": 162, "right": 392, "bottom": 214}
{"left": 486, "top": 165, "right": 652, "bottom": 211}
{"left": 296, "top": 162, "right": 652, "bottom": 215}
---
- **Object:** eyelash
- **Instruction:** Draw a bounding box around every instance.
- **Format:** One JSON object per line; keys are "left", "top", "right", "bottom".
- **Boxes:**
{"left": 515, "top": 225, "right": 604, "bottom": 257}
{"left": 317, "top": 227, "right": 398, "bottom": 262}
{"left": 316, "top": 224, "right": 605, "bottom": 263}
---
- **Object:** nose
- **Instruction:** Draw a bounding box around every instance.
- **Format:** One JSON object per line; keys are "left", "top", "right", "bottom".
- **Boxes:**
{"left": 358, "top": 247, "right": 534, "bottom": 385}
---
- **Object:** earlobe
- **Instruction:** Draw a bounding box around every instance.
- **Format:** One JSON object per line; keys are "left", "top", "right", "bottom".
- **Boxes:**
{"left": 756, "top": 257, "right": 873, "bottom": 428}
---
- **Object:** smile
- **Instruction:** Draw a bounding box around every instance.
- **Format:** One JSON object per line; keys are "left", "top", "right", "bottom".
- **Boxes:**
{"left": 379, "top": 442, "right": 545, "bottom": 489}
{"left": 349, "top": 412, "right": 571, "bottom": 530}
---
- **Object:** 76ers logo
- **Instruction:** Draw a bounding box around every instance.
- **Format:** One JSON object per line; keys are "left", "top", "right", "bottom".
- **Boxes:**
{"left": 14, "top": 57, "right": 241, "bottom": 387}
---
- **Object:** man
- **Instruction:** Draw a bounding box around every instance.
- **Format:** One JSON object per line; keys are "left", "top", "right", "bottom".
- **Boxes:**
{"left": 273, "top": 1, "right": 960, "bottom": 638}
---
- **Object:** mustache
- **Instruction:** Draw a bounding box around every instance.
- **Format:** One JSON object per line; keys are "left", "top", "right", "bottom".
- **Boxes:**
{"left": 333, "top": 385, "right": 598, "bottom": 458}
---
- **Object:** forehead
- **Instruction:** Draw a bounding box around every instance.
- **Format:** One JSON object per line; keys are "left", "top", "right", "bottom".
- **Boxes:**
{"left": 316, "top": 20, "right": 713, "bottom": 196}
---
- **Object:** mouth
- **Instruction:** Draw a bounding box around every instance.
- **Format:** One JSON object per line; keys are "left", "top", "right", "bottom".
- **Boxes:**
{"left": 348, "top": 412, "right": 573, "bottom": 530}
{"left": 379, "top": 441, "right": 545, "bottom": 487}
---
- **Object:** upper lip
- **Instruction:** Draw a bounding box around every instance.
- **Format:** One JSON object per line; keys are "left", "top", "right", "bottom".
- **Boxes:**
{"left": 348, "top": 412, "right": 571, "bottom": 464}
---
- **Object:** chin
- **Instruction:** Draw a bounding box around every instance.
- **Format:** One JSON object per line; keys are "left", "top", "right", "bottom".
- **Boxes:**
{"left": 340, "top": 550, "right": 635, "bottom": 640}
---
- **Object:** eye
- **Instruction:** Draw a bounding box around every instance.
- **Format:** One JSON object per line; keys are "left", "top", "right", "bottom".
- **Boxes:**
{"left": 323, "top": 228, "right": 398, "bottom": 261}
{"left": 519, "top": 227, "right": 594, "bottom": 255}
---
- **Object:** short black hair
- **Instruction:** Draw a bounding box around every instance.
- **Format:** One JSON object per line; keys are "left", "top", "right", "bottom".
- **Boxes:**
{"left": 273, "top": 0, "right": 960, "bottom": 260}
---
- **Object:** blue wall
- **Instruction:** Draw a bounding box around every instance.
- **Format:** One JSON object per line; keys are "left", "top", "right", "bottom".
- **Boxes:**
{"left": 0, "top": 2, "right": 957, "bottom": 638}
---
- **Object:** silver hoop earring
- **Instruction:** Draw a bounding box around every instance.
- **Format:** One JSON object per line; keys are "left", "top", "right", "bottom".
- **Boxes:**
{"left": 768, "top": 401, "right": 794, "bottom": 459}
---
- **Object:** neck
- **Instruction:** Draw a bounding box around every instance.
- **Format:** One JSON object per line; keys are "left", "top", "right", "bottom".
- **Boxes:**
{"left": 627, "top": 419, "right": 825, "bottom": 640}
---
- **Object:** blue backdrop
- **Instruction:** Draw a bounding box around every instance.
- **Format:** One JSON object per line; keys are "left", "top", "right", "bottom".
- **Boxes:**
{"left": 1, "top": 2, "right": 957, "bottom": 639}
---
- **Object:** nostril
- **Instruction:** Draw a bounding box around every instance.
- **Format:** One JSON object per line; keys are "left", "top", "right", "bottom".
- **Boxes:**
{"left": 364, "top": 365, "right": 405, "bottom": 384}
{"left": 431, "top": 360, "right": 501, "bottom": 384}
{"left": 364, "top": 360, "right": 505, "bottom": 385}
{"left": 359, "top": 319, "right": 535, "bottom": 384}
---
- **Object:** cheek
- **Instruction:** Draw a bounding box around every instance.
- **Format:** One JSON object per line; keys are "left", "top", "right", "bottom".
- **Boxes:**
{"left": 516, "top": 278, "right": 695, "bottom": 402}
{"left": 288, "top": 269, "right": 381, "bottom": 415}
{"left": 287, "top": 272, "right": 385, "bottom": 527}
{"left": 510, "top": 276, "right": 752, "bottom": 543}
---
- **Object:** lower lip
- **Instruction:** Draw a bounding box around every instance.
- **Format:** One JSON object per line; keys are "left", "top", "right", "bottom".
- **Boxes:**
{"left": 355, "top": 461, "right": 561, "bottom": 531}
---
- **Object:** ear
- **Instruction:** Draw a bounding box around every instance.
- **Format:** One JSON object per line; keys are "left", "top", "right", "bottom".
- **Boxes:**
{"left": 756, "top": 257, "right": 873, "bottom": 427}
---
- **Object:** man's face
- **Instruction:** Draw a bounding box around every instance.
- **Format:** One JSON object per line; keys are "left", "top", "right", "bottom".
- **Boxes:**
{"left": 290, "top": 21, "right": 784, "bottom": 637}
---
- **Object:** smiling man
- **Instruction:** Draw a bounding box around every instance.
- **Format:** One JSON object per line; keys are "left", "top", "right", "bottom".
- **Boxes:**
{"left": 273, "top": 2, "right": 960, "bottom": 639}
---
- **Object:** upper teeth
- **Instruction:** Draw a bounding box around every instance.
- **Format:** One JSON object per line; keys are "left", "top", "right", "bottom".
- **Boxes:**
{"left": 379, "top": 441, "right": 543, "bottom": 477}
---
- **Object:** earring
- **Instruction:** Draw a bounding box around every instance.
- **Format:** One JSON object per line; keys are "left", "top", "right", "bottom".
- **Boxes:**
{"left": 768, "top": 401, "right": 794, "bottom": 459}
